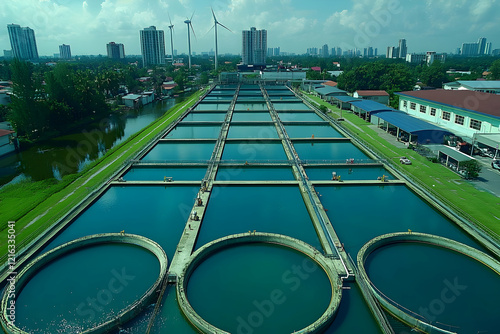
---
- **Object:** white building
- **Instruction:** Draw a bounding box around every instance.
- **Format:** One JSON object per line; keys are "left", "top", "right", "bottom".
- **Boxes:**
{"left": 396, "top": 90, "right": 500, "bottom": 151}
{"left": 140, "top": 26, "right": 166, "bottom": 66}
{"left": 7, "top": 24, "right": 39, "bottom": 60}
{"left": 107, "top": 42, "right": 125, "bottom": 59}
{"left": 443, "top": 81, "right": 500, "bottom": 95}
{"left": 59, "top": 44, "right": 71, "bottom": 59}
{"left": 242, "top": 27, "right": 267, "bottom": 66}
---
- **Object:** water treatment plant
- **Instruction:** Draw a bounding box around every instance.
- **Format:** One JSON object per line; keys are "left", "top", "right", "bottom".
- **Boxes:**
{"left": 1, "top": 83, "right": 499, "bottom": 333}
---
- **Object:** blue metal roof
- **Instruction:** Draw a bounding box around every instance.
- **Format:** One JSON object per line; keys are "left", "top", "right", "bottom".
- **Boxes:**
{"left": 375, "top": 111, "right": 453, "bottom": 135}
{"left": 350, "top": 99, "right": 393, "bottom": 113}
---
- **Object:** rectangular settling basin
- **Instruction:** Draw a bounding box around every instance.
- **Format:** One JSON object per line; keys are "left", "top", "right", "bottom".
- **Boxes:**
{"left": 227, "top": 125, "right": 279, "bottom": 139}
{"left": 215, "top": 166, "right": 295, "bottom": 181}
{"left": 142, "top": 142, "right": 215, "bottom": 161}
{"left": 222, "top": 141, "right": 287, "bottom": 161}
{"left": 293, "top": 141, "right": 369, "bottom": 161}
{"left": 279, "top": 112, "right": 324, "bottom": 122}
{"left": 285, "top": 124, "right": 343, "bottom": 138}
{"left": 164, "top": 125, "right": 222, "bottom": 139}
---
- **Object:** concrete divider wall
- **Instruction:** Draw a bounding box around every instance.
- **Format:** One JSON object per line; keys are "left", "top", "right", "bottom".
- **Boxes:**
{"left": 1, "top": 233, "right": 168, "bottom": 334}
{"left": 177, "top": 232, "right": 343, "bottom": 334}
{"left": 356, "top": 232, "right": 500, "bottom": 334}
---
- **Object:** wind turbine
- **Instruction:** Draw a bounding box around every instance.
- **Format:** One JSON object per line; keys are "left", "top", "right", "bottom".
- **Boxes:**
{"left": 168, "top": 14, "right": 174, "bottom": 63}
{"left": 211, "top": 8, "right": 232, "bottom": 71}
{"left": 184, "top": 13, "right": 196, "bottom": 69}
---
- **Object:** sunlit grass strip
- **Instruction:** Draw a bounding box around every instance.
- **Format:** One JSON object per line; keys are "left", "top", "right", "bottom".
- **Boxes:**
{"left": 303, "top": 92, "right": 500, "bottom": 239}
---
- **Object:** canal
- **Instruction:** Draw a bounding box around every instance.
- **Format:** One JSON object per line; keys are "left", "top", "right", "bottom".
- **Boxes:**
{"left": 0, "top": 98, "right": 179, "bottom": 186}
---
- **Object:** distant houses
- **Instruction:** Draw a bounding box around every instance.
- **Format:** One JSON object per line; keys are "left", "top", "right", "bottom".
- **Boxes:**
{"left": 122, "top": 91, "right": 155, "bottom": 108}
{"left": 353, "top": 90, "right": 390, "bottom": 105}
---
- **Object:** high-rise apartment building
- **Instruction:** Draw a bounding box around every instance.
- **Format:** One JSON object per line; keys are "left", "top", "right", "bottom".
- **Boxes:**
{"left": 59, "top": 44, "right": 71, "bottom": 59}
{"left": 242, "top": 27, "right": 267, "bottom": 66}
{"left": 398, "top": 39, "right": 407, "bottom": 59}
{"left": 320, "top": 44, "right": 329, "bottom": 58}
{"left": 107, "top": 42, "right": 125, "bottom": 59}
{"left": 7, "top": 24, "right": 39, "bottom": 60}
{"left": 140, "top": 26, "right": 166, "bottom": 66}
{"left": 477, "top": 37, "right": 487, "bottom": 55}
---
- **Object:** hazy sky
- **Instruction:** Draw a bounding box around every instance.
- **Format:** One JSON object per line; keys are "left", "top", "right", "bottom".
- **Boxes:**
{"left": 2, "top": 0, "right": 499, "bottom": 57}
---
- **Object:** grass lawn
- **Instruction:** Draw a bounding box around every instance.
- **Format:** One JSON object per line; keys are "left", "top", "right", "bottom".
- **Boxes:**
{"left": 302, "top": 92, "right": 500, "bottom": 239}
{"left": 0, "top": 89, "right": 206, "bottom": 260}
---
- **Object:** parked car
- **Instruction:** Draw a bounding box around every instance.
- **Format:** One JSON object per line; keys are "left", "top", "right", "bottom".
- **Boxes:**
{"left": 492, "top": 160, "right": 500, "bottom": 170}
{"left": 400, "top": 157, "right": 412, "bottom": 165}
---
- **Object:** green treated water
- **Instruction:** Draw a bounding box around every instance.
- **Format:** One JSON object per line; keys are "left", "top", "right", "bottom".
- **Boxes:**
{"left": 227, "top": 125, "right": 279, "bottom": 139}
{"left": 181, "top": 112, "right": 227, "bottom": 122}
{"left": 216, "top": 166, "right": 295, "bottom": 181}
{"left": 15, "top": 244, "right": 160, "bottom": 334}
{"left": 42, "top": 186, "right": 197, "bottom": 260}
{"left": 306, "top": 166, "right": 394, "bottom": 181}
{"left": 187, "top": 244, "right": 332, "bottom": 333}
{"left": 284, "top": 124, "right": 342, "bottom": 138}
{"left": 164, "top": 125, "right": 222, "bottom": 139}
{"left": 195, "top": 186, "right": 322, "bottom": 250}
{"left": 194, "top": 103, "right": 230, "bottom": 111}
{"left": 366, "top": 243, "right": 500, "bottom": 333}
{"left": 123, "top": 166, "right": 207, "bottom": 181}
{"left": 278, "top": 112, "right": 324, "bottom": 122}
{"left": 234, "top": 103, "right": 268, "bottom": 111}
{"left": 142, "top": 142, "right": 214, "bottom": 161}
{"left": 222, "top": 141, "right": 287, "bottom": 161}
{"left": 232, "top": 112, "right": 272, "bottom": 122}
{"left": 293, "top": 141, "right": 369, "bottom": 161}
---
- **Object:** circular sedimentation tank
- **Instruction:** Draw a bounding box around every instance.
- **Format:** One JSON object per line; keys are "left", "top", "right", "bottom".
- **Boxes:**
{"left": 0, "top": 233, "right": 168, "bottom": 334}
{"left": 177, "top": 232, "right": 342, "bottom": 333}
{"left": 357, "top": 232, "right": 500, "bottom": 334}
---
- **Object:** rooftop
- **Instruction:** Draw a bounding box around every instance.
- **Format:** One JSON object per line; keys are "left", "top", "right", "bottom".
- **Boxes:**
{"left": 444, "top": 80, "right": 500, "bottom": 90}
{"left": 0, "top": 129, "right": 15, "bottom": 137}
{"left": 397, "top": 90, "right": 500, "bottom": 118}
{"left": 355, "top": 90, "right": 389, "bottom": 96}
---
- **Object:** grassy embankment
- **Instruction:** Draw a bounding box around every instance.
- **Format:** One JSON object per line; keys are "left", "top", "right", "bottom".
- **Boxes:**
{"left": 302, "top": 92, "right": 500, "bottom": 239}
{"left": 0, "top": 89, "right": 206, "bottom": 259}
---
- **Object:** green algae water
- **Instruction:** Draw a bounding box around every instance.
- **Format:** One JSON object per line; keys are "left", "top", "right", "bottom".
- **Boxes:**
{"left": 216, "top": 166, "right": 295, "bottom": 181}
{"left": 293, "top": 141, "right": 369, "bottom": 161}
{"left": 278, "top": 112, "right": 324, "bottom": 122}
{"left": 186, "top": 243, "right": 332, "bottom": 333}
{"left": 124, "top": 166, "right": 207, "bottom": 181}
{"left": 227, "top": 125, "right": 279, "bottom": 139}
{"left": 222, "top": 141, "right": 287, "bottom": 161}
{"left": 195, "top": 186, "right": 322, "bottom": 251}
{"left": 365, "top": 243, "right": 500, "bottom": 333}
{"left": 164, "top": 124, "right": 222, "bottom": 139}
{"left": 15, "top": 244, "right": 159, "bottom": 334}
{"left": 142, "top": 142, "right": 215, "bottom": 161}
{"left": 181, "top": 112, "right": 226, "bottom": 122}
{"left": 42, "top": 186, "right": 198, "bottom": 260}
{"left": 315, "top": 185, "right": 484, "bottom": 254}
{"left": 306, "top": 166, "right": 394, "bottom": 181}
{"left": 284, "top": 124, "right": 342, "bottom": 138}
{"left": 194, "top": 103, "right": 230, "bottom": 111}
{"left": 232, "top": 112, "right": 272, "bottom": 122}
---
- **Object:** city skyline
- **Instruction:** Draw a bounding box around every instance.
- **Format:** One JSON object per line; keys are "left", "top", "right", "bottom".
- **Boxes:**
{"left": 1, "top": 0, "right": 500, "bottom": 57}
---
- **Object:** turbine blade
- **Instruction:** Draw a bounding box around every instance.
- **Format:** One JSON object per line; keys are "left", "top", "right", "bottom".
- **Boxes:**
{"left": 190, "top": 11, "right": 195, "bottom": 21}
{"left": 168, "top": 13, "right": 173, "bottom": 26}
{"left": 204, "top": 24, "right": 215, "bottom": 38}
{"left": 190, "top": 23, "right": 197, "bottom": 40}
{"left": 211, "top": 7, "right": 216, "bottom": 21}
{"left": 217, "top": 22, "right": 232, "bottom": 33}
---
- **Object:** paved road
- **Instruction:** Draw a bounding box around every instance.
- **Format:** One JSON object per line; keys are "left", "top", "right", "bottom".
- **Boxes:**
{"left": 469, "top": 157, "right": 500, "bottom": 197}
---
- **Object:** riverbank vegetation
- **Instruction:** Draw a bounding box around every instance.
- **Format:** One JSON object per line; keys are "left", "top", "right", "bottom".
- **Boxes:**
{"left": 0, "top": 89, "right": 205, "bottom": 260}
